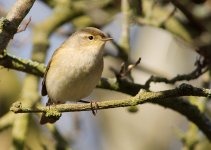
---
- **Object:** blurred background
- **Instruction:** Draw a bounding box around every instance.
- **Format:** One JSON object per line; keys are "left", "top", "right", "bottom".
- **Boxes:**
{"left": 0, "top": 0, "right": 211, "bottom": 150}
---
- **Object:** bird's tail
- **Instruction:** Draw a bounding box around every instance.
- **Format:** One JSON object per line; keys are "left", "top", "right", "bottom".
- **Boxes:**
{"left": 40, "top": 99, "right": 61, "bottom": 125}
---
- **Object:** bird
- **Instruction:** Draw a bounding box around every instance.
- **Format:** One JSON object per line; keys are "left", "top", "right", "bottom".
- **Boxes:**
{"left": 40, "top": 27, "right": 112, "bottom": 124}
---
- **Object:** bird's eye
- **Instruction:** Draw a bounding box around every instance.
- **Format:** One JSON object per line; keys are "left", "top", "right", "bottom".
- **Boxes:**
{"left": 88, "top": 36, "right": 94, "bottom": 40}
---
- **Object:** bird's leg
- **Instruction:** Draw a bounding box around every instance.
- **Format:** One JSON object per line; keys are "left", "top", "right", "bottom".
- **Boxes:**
{"left": 78, "top": 100, "right": 99, "bottom": 115}
{"left": 90, "top": 101, "right": 98, "bottom": 116}
{"left": 46, "top": 99, "right": 52, "bottom": 110}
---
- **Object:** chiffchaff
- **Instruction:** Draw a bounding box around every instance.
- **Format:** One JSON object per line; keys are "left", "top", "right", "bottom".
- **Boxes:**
{"left": 40, "top": 27, "right": 112, "bottom": 124}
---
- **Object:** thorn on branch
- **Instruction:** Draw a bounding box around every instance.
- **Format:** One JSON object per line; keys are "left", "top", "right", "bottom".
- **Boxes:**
{"left": 17, "top": 16, "right": 31, "bottom": 33}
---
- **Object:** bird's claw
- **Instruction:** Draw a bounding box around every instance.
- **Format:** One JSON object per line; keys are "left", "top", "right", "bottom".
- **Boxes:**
{"left": 90, "top": 101, "right": 99, "bottom": 116}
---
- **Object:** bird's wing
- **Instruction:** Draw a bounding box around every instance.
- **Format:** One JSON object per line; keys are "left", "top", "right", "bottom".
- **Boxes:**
{"left": 41, "top": 47, "right": 60, "bottom": 96}
{"left": 41, "top": 59, "right": 51, "bottom": 96}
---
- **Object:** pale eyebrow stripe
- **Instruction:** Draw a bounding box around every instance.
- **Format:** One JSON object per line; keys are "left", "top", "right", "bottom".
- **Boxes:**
{"left": 79, "top": 28, "right": 106, "bottom": 38}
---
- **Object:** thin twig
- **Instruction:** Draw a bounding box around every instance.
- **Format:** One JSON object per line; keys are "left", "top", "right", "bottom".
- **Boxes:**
{"left": 118, "top": 57, "right": 141, "bottom": 78}
{"left": 145, "top": 58, "right": 208, "bottom": 88}
{"left": 159, "top": 7, "right": 177, "bottom": 27}
{"left": 120, "top": 0, "right": 131, "bottom": 60}
{"left": 169, "top": 0, "right": 206, "bottom": 32}
{"left": 109, "top": 36, "right": 128, "bottom": 60}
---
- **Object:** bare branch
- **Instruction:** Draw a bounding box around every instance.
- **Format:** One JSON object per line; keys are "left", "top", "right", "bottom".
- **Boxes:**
{"left": 120, "top": 0, "right": 131, "bottom": 60}
{"left": 0, "top": 112, "right": 14, "bottom": 132}
{"left": 145, "top": 58, "right": 208, "bottom": 88}
{"left": 46, "top": 124, "right": 71, "bottom": 150}
{"left": 169, "top": 0, "right": 206, "bottom": 32}
{"left": 109, "top": 37, "right": 128, "bottom": 60}
{"left": 159, "top": 6, "right": 177, "bottom": 27}
{"left": 112, "top": 57, "right": 141, "bottom": 79}
{"left": 0, "top": 0, "right": 36, "bottom": 53}
{"left": 10, "top": 83, "right": 211, "bottom": 140}
{"left": 151, "top": 98, "right": 211, "bottom": 142}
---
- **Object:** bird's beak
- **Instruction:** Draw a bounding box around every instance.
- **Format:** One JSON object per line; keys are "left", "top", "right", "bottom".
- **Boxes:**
{"left": 101, "top": 37, "right": 113, "bottom": 41}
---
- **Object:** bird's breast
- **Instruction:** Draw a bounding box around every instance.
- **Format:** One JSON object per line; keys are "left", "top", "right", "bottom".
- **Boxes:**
{"left": 46, "top": 48, "right": 104, "bottom": 102}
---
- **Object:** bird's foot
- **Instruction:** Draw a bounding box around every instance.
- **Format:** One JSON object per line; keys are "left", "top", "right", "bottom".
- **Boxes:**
{"left": 90, "top": 101, "right": 99, "bottom": 116}
{"left": 79, "top": 100, "right": 99, "bottom": 116}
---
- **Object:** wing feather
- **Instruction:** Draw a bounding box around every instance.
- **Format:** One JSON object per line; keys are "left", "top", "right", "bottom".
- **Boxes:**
{"left": 41, "top": 48, "right": 60, "bottom": 96}
{"left": 41, "top": 59, "right": 51, "bottom": 96}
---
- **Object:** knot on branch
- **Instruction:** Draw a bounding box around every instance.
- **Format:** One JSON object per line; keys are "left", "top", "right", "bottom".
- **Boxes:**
{"left": 10, "top": 101, "right": 22, "bottom": 113}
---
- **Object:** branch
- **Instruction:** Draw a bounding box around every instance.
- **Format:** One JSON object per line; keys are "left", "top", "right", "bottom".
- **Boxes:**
{"left": 0, "top": 50, "right": 209, "bottom": 96}
{"left": 109, "top": 38, "right": 128, "bottom": 61}
{"left": 169, "top": 0, "right": 206, "bottom": 32}
{"left": 144, "top": 58, "right": 208, "bottom": 88}
{"left": 10, "top": 83, "right": 211, "bottom": 140}
{"left": 0, "top": 52, "right": 208, "bottom": 95}
{"left": 150, "top": 98, "right": 211, "bottom": 142}
{"left": 10, "top": 83, "right": 211, "bottom": 113}
{"left": 159, "top": 6, "right": 177, "bottom": 27}
{"left": 0, "top": 112, "right": 14, "bottom": 132}
{"left": 120, "top": 0, "right": 131, "bottom": 60}
{"left": 0, "top": 0, "right": 36, "bottom": 53}
{"left": 9, "top": 0, "right": 80, "bottom": 149}
{"left": 0, "top": 51, "right": 145, "bottom": 95}
{"left": 0, "top": 52, "right": 45, "bottom": 77}
{"left": 46, "top": 124, "right": 71, "bottom": 150}
{"left": 2, "top": 49, "right": 211, "bottom": 141}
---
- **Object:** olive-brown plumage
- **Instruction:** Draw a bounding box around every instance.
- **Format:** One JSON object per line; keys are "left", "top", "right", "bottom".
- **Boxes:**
{"left": 40, "top": 27, "right": 112, "bottom": 124}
